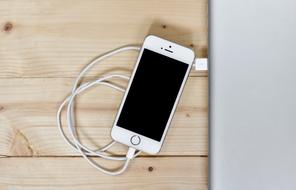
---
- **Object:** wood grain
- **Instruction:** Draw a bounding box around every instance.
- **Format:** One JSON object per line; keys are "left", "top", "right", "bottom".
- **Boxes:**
{"left": 0, "top": 157, "right": 207, "bottom": 190}
{"left": 0, "top": 0, "right": 208, "bottom": 189}
{"left": 0, "top": 0, "right": 208, "bottom": 78}
{"left": 0, "top": 77, "right": 208, "bottom": 156}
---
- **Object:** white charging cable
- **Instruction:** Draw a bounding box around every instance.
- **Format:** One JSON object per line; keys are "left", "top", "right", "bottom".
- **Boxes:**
{"left": 57, "top": 45, "right": 141, "bottom": 175}
{"left": 57, "top": 44, "right": 208, "bottom": 176}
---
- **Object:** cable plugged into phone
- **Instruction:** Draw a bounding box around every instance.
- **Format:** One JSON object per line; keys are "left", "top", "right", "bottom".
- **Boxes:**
{"left": 126, "top": 147, "right": 137, "bottom": 160}
{"left": 193, "top": 58, "right": 208, "bottom": 71}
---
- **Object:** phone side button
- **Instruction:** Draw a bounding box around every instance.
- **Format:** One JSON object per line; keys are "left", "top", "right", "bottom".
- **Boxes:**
{"left": 130, "top": 135, "right": 141, "bottom": 145}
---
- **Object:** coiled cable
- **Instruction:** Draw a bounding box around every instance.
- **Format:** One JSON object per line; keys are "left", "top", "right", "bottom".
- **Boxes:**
{"left": 57, "top": 45, "right": 141, "bottom": 175}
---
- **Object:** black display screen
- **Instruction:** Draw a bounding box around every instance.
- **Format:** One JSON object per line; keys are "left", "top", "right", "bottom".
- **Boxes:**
{"left": 117, "top": 49, "right": 189, "bottom": 141}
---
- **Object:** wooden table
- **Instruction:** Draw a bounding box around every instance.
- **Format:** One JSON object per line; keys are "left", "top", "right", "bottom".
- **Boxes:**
{"left": 0, "top": 1, "right": 208, "bottom": 189}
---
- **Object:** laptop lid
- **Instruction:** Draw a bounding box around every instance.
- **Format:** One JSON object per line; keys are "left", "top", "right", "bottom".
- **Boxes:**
{"left": 209, "top": 0, "right": 296, "bottom": 189}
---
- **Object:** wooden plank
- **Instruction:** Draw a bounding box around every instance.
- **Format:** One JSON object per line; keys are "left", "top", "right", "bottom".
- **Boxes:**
{"left": 0, "top": 0, "right": 208, "bottom": 78}
{"left": 0, "top": 77, "right": 208, "bottom": 156}
{"left": 0, "top": 157, "right": 207, "bottom": 190}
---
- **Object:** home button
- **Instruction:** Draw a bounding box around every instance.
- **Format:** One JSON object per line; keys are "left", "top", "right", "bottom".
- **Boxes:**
{"left": 130, "top": 135, "right": 141, "bottom": 145}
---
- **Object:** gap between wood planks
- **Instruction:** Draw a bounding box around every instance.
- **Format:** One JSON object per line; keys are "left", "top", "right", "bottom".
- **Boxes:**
{"left": 0, "top": 74, "right": 208, "bottom": 79}
{"left": 0, "top": 155, "right": 208, "bottom": 158}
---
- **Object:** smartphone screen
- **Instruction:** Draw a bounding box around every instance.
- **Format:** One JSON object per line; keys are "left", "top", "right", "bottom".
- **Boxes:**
{"left": 116, "top": 48, "right": 189, "bottom": 141}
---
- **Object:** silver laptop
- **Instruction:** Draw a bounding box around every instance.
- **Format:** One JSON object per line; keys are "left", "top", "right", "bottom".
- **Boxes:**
{"left": 209, "top": 0, "right": 296, "bottom": 189}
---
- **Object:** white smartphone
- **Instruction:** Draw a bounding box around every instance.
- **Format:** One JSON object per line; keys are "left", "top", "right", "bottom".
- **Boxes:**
{"left": 111, "top": 35, "right": 195, "bottom": 154}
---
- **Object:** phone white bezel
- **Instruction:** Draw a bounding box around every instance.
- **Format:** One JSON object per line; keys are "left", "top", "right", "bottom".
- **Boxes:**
{"left": 111, "top": 35, "right": 195, "bottom": 154}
